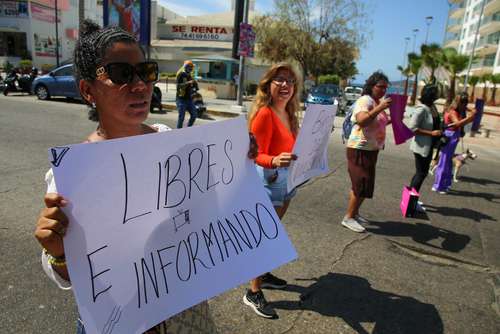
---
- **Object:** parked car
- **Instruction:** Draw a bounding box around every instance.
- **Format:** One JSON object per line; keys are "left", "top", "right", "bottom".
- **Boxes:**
{"left": 31, "top": 64, "right": 80, "bottom": 100}
{"left": 339, "top": 85, "right": 363, "bottom": 115}
{"left": 305, "top": 84, "right": 340, "bottom": 106}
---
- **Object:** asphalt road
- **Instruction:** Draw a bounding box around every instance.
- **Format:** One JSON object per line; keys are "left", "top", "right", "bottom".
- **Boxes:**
{"left": 1, "top": 94, "right": 499, "bottom": 333}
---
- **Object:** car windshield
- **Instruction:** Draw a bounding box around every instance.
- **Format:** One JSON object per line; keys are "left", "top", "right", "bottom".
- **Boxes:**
{"left": 345, "top": 87, "right": 362, "bottom": 94}
{"left": 311, "top": 85, "right": 339, "bottom": 96}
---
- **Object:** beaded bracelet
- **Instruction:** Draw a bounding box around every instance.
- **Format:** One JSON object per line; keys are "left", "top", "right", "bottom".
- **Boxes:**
{"left": 43, "top": 248, "right": 66, "bottom": 267}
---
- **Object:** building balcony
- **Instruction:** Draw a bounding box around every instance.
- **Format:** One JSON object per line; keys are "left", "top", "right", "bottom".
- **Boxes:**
{"left": 470, "top": 57, "right": 495, "bottom": 75}
{"left": 475, "top": 42, "right": 498, "bottom": 55}
{"left": 484, "top": 0, "right": 500, "bottom": 16}
{"left": 443, "top": 33, "right": 460, "bottom": 48}
{"left": 450, "top": 6, "right": 465, "bottom": 19}
{"left": 479, "top": 17, "right": 500, "bottom": 35}
{"left": 447, "top": 20, "right": 462, "bottom": 33}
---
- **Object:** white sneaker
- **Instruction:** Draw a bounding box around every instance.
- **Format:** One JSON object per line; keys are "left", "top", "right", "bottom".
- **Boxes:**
{"left": 354, "top": 215, "right": 370, "bottom": 224}
{"left": 341, "top": 217, "right": 366, "bottom": 233}
{"left": 415, "top": 202, "right": 426, "bottom": 212}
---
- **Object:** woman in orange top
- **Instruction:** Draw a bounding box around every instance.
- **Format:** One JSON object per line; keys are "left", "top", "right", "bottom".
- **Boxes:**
{"left": 243, "top": 63, "right": 300, "bottom": 319}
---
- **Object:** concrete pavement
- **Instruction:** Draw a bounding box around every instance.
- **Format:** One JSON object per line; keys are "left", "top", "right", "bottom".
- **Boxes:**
{"left": 0, "top": 94, "right": 499, "bottom": 333}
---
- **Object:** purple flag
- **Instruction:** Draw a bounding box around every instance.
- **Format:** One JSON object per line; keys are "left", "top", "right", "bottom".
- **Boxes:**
{"left": 388, "top": 94, "right": 414, "bottom": 145}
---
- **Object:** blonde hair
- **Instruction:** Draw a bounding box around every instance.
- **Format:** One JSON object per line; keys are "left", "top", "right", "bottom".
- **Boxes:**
{"left": 248, "top": 62, "right": 301, "bottom": 134}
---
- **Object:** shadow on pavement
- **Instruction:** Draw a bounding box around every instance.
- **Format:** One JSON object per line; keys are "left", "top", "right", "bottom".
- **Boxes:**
{"left": 365, "top": 221, "right": 471, "bottom": 253}
{"left": 458, "top": 175, "right": 500, "bottom": 186}
{"left": 424, "top": 204, "right": 497, "bottom": 222}
{"left": 270, "top": 273, "right": 443, "bottom": 334}
{"left": 446, "top": 189, "right": 500, "bottom": 203}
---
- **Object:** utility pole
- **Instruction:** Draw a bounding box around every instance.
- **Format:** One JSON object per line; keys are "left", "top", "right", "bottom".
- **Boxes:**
{"left": 236, "top": 0, "right": 249, "bottom": 107}
{"left": 55, "top": 0, "right": 60, "bottom": 67}
{"left": 464, "top": 0, "right": 487, "bottom": 91}
{"left": 424, "top": 16, "right": 433, "bottom": 44}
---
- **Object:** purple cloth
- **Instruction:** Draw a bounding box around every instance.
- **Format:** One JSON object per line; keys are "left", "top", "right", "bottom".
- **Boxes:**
{"left": 388, "top": 94, "right": 414, "bottom": 145}
{"left": 432, "top": 129, "right": 460, "bottom": 191}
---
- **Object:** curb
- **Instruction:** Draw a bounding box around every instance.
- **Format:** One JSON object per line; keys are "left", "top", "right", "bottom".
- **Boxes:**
{"left": 161, "top": 103, "right": 241, "bottom": 119}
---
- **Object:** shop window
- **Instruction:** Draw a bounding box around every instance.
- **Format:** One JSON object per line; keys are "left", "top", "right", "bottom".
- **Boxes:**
{"left": 0, "top": 32, "right": 28, "bottom": 57}
{"left": 208, "top": 62, "right": 227, "bottom": 80}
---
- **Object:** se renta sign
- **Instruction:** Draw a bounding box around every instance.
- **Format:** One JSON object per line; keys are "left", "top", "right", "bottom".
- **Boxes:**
{"left": 49, "top": 117, "right": 297, "bottom": 334}
{"left": 158, "top": 24, "right": 234, "bottom": 42}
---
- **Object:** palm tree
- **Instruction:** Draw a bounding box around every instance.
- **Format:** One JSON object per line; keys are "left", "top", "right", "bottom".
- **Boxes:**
{"left": 397, "top": 65, "right": 411, "bottom": 96}
{"left": 441, "top": 48, "right": 469, "bottom": 104}
{"left": 479, "top": 73, "right": 491, "bottom": 101}
{"left": 468, "top": 75, "right": 479, "bottom": 102}
{"left": 421, "top": 43, "right": 442, "bottom": 84}
{"left": 408, "top": 52, "right": 422, "bottom": 106}
{"left": 487, "top": 73, "right": 500, "bottom": 106}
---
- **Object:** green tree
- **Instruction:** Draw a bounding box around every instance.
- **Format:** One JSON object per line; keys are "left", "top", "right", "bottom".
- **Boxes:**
{"left": 397, "top": 65, "right": 411, "bottom": 96}
{"left": 408, "top": 52, "right": 422, "bottom": 106}
{"left": 488, "top": 73, "right": 500, "bottom": 106}
{"left": 254, "top": 0, "right": 368, "bottom": 81}
{"left": 420, "top": 43, "right": 442, "bottom": 84}
{"left": 441, "top": 48, "right": 469, "bottom": 103}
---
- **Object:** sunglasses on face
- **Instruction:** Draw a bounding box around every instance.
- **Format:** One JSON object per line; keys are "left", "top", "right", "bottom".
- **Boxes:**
{"left": 95, "top": 61, "right": 159, "bottom": 85}
{"left": 273, "top": 76, "right": 296, "bottom": 85}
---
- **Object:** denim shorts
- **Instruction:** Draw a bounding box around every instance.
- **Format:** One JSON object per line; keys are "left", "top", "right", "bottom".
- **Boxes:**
{"left": 256, "top": 165, "right": 297, "bottom": 207}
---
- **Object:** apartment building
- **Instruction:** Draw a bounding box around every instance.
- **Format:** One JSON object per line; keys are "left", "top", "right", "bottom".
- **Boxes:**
{"left": 444, "top": 0, "right": 500, "bottom": 76}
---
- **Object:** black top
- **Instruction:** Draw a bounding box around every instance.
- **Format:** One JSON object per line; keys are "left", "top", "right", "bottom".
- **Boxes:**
{"left": 176, "top": 71, "right": 193, "bottom": 100}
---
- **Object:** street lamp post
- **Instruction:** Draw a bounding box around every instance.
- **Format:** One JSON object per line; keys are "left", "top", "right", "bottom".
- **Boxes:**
{"left": 425, "top": 16, "right": 433, "bottom": 44}
{"left": 400, "top": 37, "right": 411, "bottom": 94}
{"left": 55, "top": 0, "right": 60, "bottom": 67}
{"left": 412, "top": 28, "right": 419, "bottom": 52}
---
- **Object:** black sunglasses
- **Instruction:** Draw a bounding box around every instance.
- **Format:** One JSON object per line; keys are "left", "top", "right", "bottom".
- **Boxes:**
{"left": 95, "top": 61, "right": 159, "bottom": 85}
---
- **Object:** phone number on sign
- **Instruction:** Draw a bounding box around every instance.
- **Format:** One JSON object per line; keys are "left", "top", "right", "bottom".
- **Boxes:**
{"left": 181, "top": 33, "right": 222, "bottom": 40}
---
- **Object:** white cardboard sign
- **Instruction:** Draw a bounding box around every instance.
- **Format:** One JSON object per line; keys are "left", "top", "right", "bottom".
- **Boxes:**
{"left": 287, "top": 102, "right": 337, "bottom": 192}
{"left": 49, "top": 117, "right": 297, "bottom": 334}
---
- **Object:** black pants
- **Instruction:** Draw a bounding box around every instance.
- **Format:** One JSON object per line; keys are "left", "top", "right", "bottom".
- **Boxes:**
{"left": 410, "top": 152, "right": 433, "bottom": 192}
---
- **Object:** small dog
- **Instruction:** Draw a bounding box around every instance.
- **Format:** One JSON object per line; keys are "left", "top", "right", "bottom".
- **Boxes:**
{"left": 452, "top": 149, "right": 477, "bottom": 182}
{"left": 429, "top": 149, "right": 477, "bottom": 182}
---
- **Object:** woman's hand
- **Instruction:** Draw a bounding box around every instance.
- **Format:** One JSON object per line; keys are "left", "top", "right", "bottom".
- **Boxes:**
{"left": 248, "top": 133, "right": 258, "bottom": 159}
{"left": 378, "top": 96, "right": 392, "bottom": 110}
{"left": 35, "top": 193, "right": 69, "bottom": 258}
{"left": 271, "top": 152, "right": 297, "bottom": 168}
{"left": 431, "top": 130, "right": 442, "bottom": 137}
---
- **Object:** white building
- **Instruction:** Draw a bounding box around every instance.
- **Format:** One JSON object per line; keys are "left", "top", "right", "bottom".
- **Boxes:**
{"left": 0, "top": 0, "right": 82, "bottom": 69}
{"left": 444, "top": 0, "right": 500, "bottom": 76}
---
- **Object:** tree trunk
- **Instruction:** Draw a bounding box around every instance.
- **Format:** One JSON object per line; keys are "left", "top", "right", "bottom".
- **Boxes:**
{"left": 410, "top": 74, "right": 418, "bottom": 106}
{"left": 447, "top": 75, "right": 456, "bottom": 104}
{"left": 482, "top": 84, "right": 488, "bottom": 101}
{"left": 488, "top": 86, "right": 497, "bottom": 106}
{"left": 470, "top": 85, "right": 475, "bottom": 103}
{"left": 403, "top": 77, "right": 409, "bottom": 96}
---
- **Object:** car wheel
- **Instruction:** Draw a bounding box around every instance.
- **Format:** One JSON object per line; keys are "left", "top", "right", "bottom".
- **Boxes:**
{"left": 35, "top": 85, "right": 50, "bottom": 100}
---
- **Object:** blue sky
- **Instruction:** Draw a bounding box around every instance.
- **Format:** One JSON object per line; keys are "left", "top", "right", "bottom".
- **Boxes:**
{"left": 159, "top": 0, "right": 451, "bottom": 82}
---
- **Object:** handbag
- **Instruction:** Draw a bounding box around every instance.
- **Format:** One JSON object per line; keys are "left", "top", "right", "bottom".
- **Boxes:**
{"left": 400, "top": 186, "right": 419, "bottom": 218}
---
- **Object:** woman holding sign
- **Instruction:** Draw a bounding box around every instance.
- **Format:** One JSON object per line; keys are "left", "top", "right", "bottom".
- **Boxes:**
{"left": 341, "top": 71, "right": 392, "bottom": 233}
{"left": 245, "top": 63, "right": 300, "bottom": 318}
{"left": 34, "top": 21, "right": 218, "bottom": 334}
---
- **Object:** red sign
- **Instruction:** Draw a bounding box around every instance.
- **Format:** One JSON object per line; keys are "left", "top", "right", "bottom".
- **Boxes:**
{"left": 31, "top": 2, "right": 60, "bottom": 23}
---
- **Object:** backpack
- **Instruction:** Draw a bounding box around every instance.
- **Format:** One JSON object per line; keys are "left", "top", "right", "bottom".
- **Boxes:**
{"left": 341, "top": 102, "right": 356, "bottom": 144}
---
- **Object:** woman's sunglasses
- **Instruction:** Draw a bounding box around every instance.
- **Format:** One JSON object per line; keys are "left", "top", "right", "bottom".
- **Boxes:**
{"left": 95, "top": 61, "right": 159, "bottom": 85}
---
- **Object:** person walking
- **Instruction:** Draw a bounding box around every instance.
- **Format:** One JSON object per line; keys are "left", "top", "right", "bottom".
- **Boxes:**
{"left": 407, "top": 84, "right": 442, "bottom": 211}
{"left": 34, "top": 20, "right": 218, "bottom": 334}
{"left": 176, "top": 60, "right": 197, "bottom": 128}
{"left": 432, "top": 92, "right": 476, "bottom": 194}
{"left": 341, "top": 71, "right": 392, "bottom": 233}
{"left": 244, "top": 62, "right": 300, "bottom": 318}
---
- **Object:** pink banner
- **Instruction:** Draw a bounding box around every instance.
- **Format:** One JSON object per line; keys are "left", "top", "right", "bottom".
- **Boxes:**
{"left": 388, "top": 94, "right": 414, "bottom": 145}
